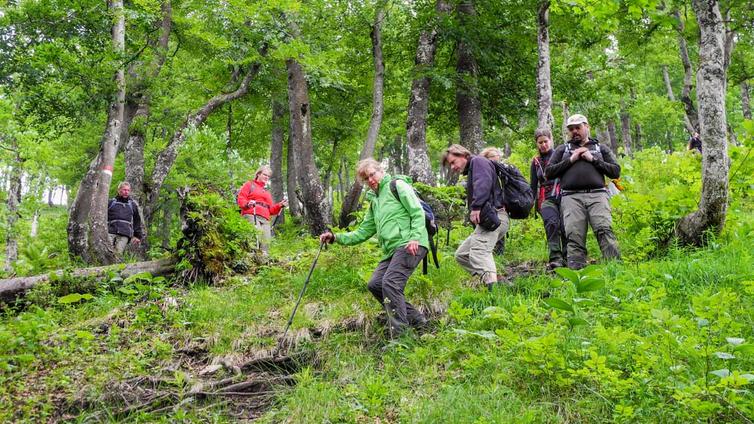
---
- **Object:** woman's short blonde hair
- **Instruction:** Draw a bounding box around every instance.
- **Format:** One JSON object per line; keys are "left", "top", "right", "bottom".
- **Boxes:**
{"left": 441, "top": 144, "right": 472, "bottom": 167}
{"left": 255, "top": 165, "right": 272, "bottom": 180}
{"left": 480, "top": 147, "right": 502, "bottom": 161}
{"left": 356, "top": 158, "right": 382, "bottom": 181}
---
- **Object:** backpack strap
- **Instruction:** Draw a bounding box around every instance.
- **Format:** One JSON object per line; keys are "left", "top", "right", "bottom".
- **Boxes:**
{"left": 390, "top": 179, "right": 439, "bottom": 274}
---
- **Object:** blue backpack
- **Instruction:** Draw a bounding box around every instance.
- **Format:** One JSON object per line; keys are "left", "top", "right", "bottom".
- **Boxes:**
{"left": 389, "top": 178, "right": 439, "bottom": 274}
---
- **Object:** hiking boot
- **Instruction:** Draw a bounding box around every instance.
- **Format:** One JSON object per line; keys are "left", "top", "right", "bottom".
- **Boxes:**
{"left": 547, "top": 260, "right": 565, "bottom": 270}
{"left": 496, "top": 274, "right": 514, "bottom": 288}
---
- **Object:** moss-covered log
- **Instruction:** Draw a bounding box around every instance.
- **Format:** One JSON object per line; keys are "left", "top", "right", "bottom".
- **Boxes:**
{"left": 0, "top": 257, "right": 177, "bottom": 302}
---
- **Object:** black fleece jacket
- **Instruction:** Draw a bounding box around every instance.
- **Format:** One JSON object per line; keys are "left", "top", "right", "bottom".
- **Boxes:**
{"left": 545, "top": 138, "right": 620, "bottom": 191}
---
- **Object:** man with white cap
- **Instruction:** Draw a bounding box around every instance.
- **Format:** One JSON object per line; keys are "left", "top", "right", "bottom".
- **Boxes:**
{"left": 545, "top": 114, "right": 621, "bottom": 269}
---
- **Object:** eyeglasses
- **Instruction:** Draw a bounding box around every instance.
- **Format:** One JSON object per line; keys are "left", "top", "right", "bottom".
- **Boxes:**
{"left": 260, "top": 173, "right": 272, "bottom": 177}
{"left": 567, "top": 125, "right": 582, "bottom": 132}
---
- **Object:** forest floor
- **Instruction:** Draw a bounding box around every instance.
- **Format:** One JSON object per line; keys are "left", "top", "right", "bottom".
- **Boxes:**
{"left": 1, "top": 209, "right": 754, "bottom": 423}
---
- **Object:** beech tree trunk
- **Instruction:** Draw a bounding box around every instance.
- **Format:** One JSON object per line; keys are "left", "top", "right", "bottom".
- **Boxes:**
{"left": 536, "top": 0, "right": 554, "bottom": 131}
{"left": 340, "top": 8, "right": 385, "bottom": 227}
{"left": 663, "top": 64, "right": 697, "bottom": 134}
{"left": 4, "top": 141, "right": 23, "bottom": 272}
{"left": 286, "top": 58, "right": 330, "bottom": 235}
{"left": 125, "top": 0, "right": 172, "bottom": 217}
{"left": 620, "top": 100, "right": 633, "bottom": 156}
{"left": 286, "top": 130, "right": 301, "bottom": 217}
{"left": 561, "top": 101, "right": 569, "bottom": 142}
{"left": 675, "top": 9, "right": 700, "bottom": 134}
{"left": 455, "top": 1, "right": 483, "bottom": 154}
{"left": 607, "top": 120, "right": 619, "bottom": 153}
{"left": 742, "top": 81, "right": 751, "bottom": 120}
{"left": 270, "top": 98, "right": 286, "bottom": 224}
{"left": 67, "top": 0, "right": 126, "bottom": 264}
{"left": 406, "top": 0, "right": 452, "bottom": 185}
{"left": 676, "top": 0, "right": 729, "bottom": 246}
{"left": 144, "top": 62, "right": 262, "bottom": 227}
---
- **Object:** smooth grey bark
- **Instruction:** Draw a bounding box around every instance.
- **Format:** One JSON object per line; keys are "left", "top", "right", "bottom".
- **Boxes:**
{"left": 742, "top": 81, "right": 751, "bottom": 120}
{"left": 607, "top": 120, "right": 619, "bottom": 153}
{"left": 676, "top": 0, "right": 729, "bottom": 246}
{"left": 270, "top": 97, "right": 286, "bottom": 224}
{"left": 663, "top": 64, "right": 697, "bottom": 134}
{"left": 620, "top": 99, "right": 633, "bottom": 156}
{"left": 340, "top": 8, "right": 385, "bottom": 227}
{"left": 144, "top": 62, "right": 262, "bottom": 227}
{"left": 4, "top": 140, "right": 22, "bottom": 272}
{"left": 226, "top": 103, "right": 234, "bottom": 192}
{"left": 561, "top": 101, "right": 570, "bottom": 142}
{"left": 675, "top": 9, "right": 700, "bottom": 134}
{"left": 406, "top": 0, "right": 452, "bottom": 185}
{"left": 455, "top": 1, "right": 483, "bottom": 154}
{"left": 286, "top": 58, "right": 330, "bottom": 235}
{"left": 286, "top": 130, "right": 301, "bottom": 217}
{"left": 536, "top": 0, "right": 554, "bottom": 131}
{"left": 0, "top": 257, "right": 177, "bottom": 301}
{"left": 125, "top": 1, "right": 172, "bottom": 208}
{"left": 67, "top": 0, "right": 126, "bottom": 264}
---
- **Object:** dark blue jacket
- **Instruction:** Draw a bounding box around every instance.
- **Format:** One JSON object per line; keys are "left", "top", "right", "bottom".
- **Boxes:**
{"left": 464, "top": 156, "right": 504, "bottom": 211}
{"left": 107, "top": 196, "right": 144, "bottom": 239}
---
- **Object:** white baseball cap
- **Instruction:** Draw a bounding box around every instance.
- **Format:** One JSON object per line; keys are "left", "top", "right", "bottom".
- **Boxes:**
{"left": 566, "top": 114, "right": 588, "bottom": 126}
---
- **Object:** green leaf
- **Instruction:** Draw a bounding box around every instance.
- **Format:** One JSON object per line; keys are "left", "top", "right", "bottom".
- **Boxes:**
{"left": 75, "top": 330, "right": 95, "bottom": 340}
{"left": 572, "top": 297, "right": 594, "bottom": 304}
{"left": 58, "top": 293, "right": 83, "bottom": 304}
{"left": 726, "top": 337, "right": 745, "bottom": 346}
{"left": 733, "top": 344, "right": 754, "bottom": 354}
{"left": 741, "top": 374, "right": 754, "bottom": 383}
{"left": 714, "top": 352, "right": 736, "bottom": 360}
{"left": 569, "top": 317, "right": 589, "bottom": 327}
{"left": 580, "top": 265, "right": 602, "bottom": 277}
{"left": 118, "top": 287, "right": 138, "bottom": 295}
{"left": 554, "top": 267, "right": 579, "bottom": 284}
{"left": 124, "top": 272, "right": 153, "bottom": 284}
{"left": 543, "top": 298, "right": 574, "bottom": 312}
{"left": 576, "top": 277, "right": 605, "bottom": 293}
{"left": 710, "top": 369, "right": 730, "bottom": 378}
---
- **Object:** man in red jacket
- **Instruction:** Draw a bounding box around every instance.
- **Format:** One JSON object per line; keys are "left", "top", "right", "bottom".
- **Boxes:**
{"left": 237, "top": 165, "right": 287, "bottom": 255}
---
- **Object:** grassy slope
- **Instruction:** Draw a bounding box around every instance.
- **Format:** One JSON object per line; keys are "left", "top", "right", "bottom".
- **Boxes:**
{"left": 1, "top": 150, "right": 753, "bottom": 422}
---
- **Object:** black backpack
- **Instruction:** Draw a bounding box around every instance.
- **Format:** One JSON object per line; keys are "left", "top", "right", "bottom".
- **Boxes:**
{"left": 491, "top": 161, "right": 535, "bottom": 219}
{"left": 389, "top": 178, "right": 440, "bottom": 274}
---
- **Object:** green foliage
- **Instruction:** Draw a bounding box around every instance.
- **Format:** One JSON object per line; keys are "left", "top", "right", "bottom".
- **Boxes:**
{"left": 175, "top": 185, "right": 257, "bottom": 284}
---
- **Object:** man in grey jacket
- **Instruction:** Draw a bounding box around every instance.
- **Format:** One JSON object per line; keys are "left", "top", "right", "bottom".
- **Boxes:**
{"left": 545, "top": 114, "right": 621, "bottom": 270}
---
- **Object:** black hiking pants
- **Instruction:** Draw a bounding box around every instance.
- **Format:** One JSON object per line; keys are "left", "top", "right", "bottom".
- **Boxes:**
{"left": 539, "top": 199, "right": 567, "bottom": 264}
{"left": 367, "top": 246, "right": 428, "bottom": 333}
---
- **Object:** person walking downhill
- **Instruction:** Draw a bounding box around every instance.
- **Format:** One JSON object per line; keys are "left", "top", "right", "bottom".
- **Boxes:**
{"left": 545, "top": 114, "right": 621, "bottom": 270}
{"left": 480, "top": 147, "right": 506, "bottom": 257}
{"left": 530, "top": 128, "right": 567, "bottom": 269}
{"left": 319, "top": 159, "right": 429, "bottom": 337}
{"left": 107, "top": 181, "right": 145, "bottom": 259}
{"left": 237, "top": 165, "right": 288, "bottom": 256}
{"left": 442, "top": 144, "right": 508, "bottom": 291}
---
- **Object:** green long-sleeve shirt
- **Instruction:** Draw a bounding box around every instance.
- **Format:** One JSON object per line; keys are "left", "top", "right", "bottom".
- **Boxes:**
{"left": 336, "top": 174, "right": 429, "bottom": 261}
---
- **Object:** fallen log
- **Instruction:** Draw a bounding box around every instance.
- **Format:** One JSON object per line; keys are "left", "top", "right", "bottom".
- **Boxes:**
{"left": 0, "top": 256, "right": 178, "bottom": 302}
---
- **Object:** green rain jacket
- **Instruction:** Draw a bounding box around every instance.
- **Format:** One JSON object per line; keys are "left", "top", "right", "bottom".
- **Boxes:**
{"left": 336, "top": 174, "right": 429, "bottom": 261}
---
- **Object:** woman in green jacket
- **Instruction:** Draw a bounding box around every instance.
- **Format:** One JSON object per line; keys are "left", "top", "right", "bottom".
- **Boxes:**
{"left": 320, "top": 158, "right": 429, "bottom": 336}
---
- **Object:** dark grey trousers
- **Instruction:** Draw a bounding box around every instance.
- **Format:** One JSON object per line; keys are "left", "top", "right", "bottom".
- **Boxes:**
{"left": 367, "top": 246, "right": 428, "bottom": 330}
{"left": 539, "top": 199, "right": 567, "bottom": 263}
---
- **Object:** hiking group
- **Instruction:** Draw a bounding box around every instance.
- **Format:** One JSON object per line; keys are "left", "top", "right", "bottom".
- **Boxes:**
{"left": 107, "top": 113, "right": 622, "bottom": 337}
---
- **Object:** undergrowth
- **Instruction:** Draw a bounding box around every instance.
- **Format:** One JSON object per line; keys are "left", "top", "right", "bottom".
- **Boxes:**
{"left": 0, "top": 148, "right": 753, "bottom": 422}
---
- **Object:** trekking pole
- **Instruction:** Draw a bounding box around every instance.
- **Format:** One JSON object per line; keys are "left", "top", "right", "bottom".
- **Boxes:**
{"left": 276, "top": 240, "right": 326, "bottom": 354}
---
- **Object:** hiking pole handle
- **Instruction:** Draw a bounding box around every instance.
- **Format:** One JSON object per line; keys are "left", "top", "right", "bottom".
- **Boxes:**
{"left": 278, "top": 240, "right": 326, "bottom": 351}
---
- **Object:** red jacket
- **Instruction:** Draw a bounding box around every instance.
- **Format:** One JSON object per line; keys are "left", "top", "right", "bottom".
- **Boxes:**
{"left": 237, "top": 180, "right": 283, "bottom": 220}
